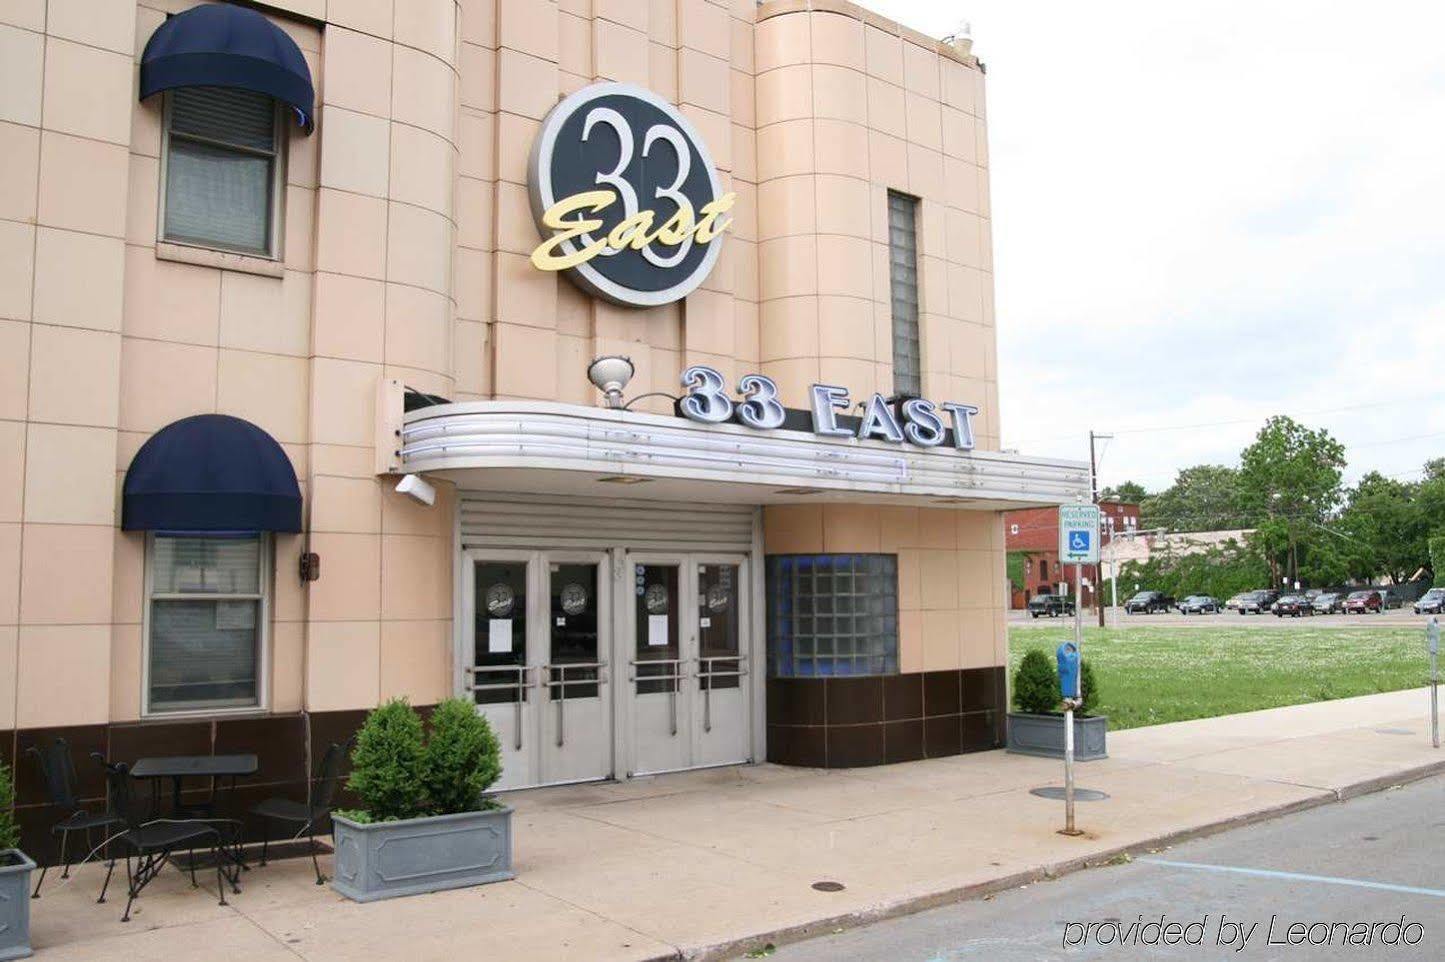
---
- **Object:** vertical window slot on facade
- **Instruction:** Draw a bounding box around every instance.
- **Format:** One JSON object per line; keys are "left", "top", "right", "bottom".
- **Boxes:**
{"left": 887, "top": 191, "right": 922, "bottom": 398}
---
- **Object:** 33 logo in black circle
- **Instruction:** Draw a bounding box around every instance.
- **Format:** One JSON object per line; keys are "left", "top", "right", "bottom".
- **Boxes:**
{"left": 528, "top": 83, "right": 736, "bottom": 308}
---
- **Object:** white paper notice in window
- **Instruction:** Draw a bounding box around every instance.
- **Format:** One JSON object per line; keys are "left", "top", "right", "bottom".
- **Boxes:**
{"left": 214, "top": 601, "right": 255, "bottom": 630}
{"left": 488, "top": 619, "right": 512, "bottom": 653}
{"left": 647, "top": 614, "right": 669, "bottom": 647}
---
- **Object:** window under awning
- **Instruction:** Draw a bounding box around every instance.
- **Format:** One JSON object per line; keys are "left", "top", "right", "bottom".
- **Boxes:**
{"left": 139, "top": 3, "right": 316, "bottom": 133}
{"left": 122, "top": 414, "right": 302, "bottom": 534}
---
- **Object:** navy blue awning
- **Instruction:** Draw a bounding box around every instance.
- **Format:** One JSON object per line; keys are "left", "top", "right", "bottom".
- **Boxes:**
{"left": 123, "top": 415, "right": 302, "bottom": 533}
{"left": 140, "top": 4, "right": 315, "bottom": 133}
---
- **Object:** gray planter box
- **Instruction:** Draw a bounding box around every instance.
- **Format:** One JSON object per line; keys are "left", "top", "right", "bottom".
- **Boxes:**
{"left": 331, "top": 807, "right": 514, "bottom": 903}
{"left": 1006, "top": 712, "right": 1108, "bottom": 760}
{"left": 0, "top": 850, "right": 35, "bottom": 960}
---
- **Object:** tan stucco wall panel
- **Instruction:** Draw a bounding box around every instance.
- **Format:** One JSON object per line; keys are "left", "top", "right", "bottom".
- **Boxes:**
{"left": 0, "top": 0, "right": 1007, "bottom": 727}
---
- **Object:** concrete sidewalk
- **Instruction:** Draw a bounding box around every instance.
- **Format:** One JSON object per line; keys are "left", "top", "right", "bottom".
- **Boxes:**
{"left": 27, "top": 688, "right": 1445, "bottom": 961}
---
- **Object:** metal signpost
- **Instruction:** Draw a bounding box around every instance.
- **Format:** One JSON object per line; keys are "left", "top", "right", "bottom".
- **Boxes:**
{"left": 1429, "top": 617, "right": 1440, "bottom": 749}
{"left": 1057, "top": 504, "right": 1100, "bottom": 836}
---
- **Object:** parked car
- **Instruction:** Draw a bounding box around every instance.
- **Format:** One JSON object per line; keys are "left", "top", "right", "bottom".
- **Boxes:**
{"left": 1178, "top": 595, "right": 1220, "bottom": 614}
{"left": 1027, "top": 593, "right": 1075, "bottom": 618}
{"left": 1273, "top": 594, "right": 1314, "bottom": 617}
{"left": 1343, "top": 590, "right": 1383, "bottom": 614}
{"left": 1237, "top": 590, "right": 1279, "bottom": 615}
{"left": 1124, "top": 590, "right": 1175, "bottom": 614}
{"left": 1312, "top": 592, "right": 1344, "bottom": 614}
{"left": 1377, "top": 588, "right": 1403, "bottom": 610}
{"left": 1413, "top": 588, "right": 1445, "bottom": 615}
{"left": 1223, "top": 593, "right": 1247, "bottom": 612}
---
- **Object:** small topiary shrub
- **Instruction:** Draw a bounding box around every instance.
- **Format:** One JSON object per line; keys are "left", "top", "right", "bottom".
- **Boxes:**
{"left": 1078, "top": 659, "right": 1100, "bottom": 717}
{"left": 0, "top": 761, "right": 18, "bottom": 851}
{"left": 1013, "top": 648, "right": 1059, "bottom": 715}
{"left": 346, "top": 698, "right": 426, "bottom": 822}
{"left": 423, "top": 698, "right": 502, "bottom": 815}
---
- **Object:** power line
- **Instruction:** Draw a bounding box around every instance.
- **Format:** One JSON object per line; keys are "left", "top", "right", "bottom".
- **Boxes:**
{"left": 1006, "top": 390, "right": 1445, "bottom": 448}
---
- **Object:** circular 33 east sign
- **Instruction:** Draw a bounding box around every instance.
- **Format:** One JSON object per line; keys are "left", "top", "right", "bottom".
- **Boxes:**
{"left": 528, "top": 83, "right": 736, "bottom": 308}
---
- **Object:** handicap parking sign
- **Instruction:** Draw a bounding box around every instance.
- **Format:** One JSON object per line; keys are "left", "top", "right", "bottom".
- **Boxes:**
{"left": 1059, "top": 504, "right": 1101, "bottom": 564}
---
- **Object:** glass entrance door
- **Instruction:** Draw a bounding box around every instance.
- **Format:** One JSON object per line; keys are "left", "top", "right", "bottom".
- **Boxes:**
{"left": 463, "top": 551, "right": 612, "bottom": 789}
{"left": 464, "top": 553, "right": 538, "bottom": 790}
{"left": 627, "top": 555, "right": 751, "bottom": 775}
{"left": 694, "top": 561, "right": 749, "bottom": 767}
{"left": 629, "top": 559, "right": 691, "bottom": 774}
{"left": 539, "top": 554, "right": 612, "bottom": 784}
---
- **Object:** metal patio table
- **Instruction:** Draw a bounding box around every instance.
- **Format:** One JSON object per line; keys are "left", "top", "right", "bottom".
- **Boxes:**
{"left": 130, "top": 753, "right": 259, "bottom": 883}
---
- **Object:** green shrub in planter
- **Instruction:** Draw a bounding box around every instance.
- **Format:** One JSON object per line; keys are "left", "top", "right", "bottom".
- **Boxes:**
{"left": 0, "top": 761, "right": 18, "bottom": 850}
{"left": 1078, "top": 659, "right": 1100, "bottom": 717}
{"left": 346, "top": 698, "right": 426, "bottom": 822}
{"left": 0, "top": 760, "right": 34, "bottom": 959}
{"left": 422, "top": 698, "right": 502, "bottom": 814}
{"left": 332, "top": 699, "right": 513, "bottom": 902}
{"left": 1012, "top": 648, "right": 1059, "bottom": 715}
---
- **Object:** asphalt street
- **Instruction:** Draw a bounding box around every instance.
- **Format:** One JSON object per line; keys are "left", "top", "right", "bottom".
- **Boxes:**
{"left": 761, "top": 774, "right": 1445, "bottom": 961}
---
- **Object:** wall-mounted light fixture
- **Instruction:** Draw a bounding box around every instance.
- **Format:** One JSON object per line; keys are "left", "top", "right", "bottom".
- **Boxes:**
{"left": 396, "top": 473, "right": 436, "bottom": 506}
{"left": 586, "top": 355, "right": 635, "bottom": 408}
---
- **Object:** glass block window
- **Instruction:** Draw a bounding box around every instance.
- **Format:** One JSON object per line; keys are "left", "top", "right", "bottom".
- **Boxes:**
{"left": 162, "top": 87, "right": 283, "bottom": 256}
{"left": 887, "top": 191, "right": 922, "bottom": 397}
{"left": 147, "top": 534, "right": 268, "bottom": 713}
{"left": 766, "top": 554, "right": 899, "bottom": 677}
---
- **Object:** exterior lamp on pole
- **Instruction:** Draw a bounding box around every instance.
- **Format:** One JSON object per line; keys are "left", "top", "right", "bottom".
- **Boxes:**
{"left": 587, "top": 355, "right": 635, "bottom": 409}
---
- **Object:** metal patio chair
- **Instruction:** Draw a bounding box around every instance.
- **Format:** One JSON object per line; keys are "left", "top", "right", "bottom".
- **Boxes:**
{"left": 249, "top": 739, "right": 351, "bottom": 885}
{"left": 95, "top": 760, "right": 229, "bottom": 922}
{"left": 24, "top": 738, "right": 125, "bottom": 899}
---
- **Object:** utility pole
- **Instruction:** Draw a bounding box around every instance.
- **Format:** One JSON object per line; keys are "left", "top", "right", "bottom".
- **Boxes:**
{"left": 1089, "top": 431, "right": 1106, "bottom": 628}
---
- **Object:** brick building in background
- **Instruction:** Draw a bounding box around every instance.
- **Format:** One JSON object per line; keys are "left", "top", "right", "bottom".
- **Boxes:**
{"left": 1004, "top": 502, "right": 1140, "bottom": 607}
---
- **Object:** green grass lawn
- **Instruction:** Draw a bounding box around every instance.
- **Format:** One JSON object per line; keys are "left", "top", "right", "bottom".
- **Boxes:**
{"left": 1008, "top": 625, "right": 1431, "bottom": 730}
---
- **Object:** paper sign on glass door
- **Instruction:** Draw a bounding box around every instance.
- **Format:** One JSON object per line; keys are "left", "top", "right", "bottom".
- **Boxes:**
{"left": 488, "top": 619, "right": 512, "bottom": 653}
{"left": 647, "top": 615, "right": 669, "bottom": 647}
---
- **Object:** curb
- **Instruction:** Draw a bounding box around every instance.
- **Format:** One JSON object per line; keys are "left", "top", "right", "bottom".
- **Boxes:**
{"left": 667, "top": 757, "right": 1445, "bottom": 962}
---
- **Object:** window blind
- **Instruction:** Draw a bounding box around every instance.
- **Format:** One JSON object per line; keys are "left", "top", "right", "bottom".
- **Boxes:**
{"left": 164, "top": 87, "right": 277, "bottom": 255}
{"left": 149, "top": 534, "right": 263, "bottom": 711}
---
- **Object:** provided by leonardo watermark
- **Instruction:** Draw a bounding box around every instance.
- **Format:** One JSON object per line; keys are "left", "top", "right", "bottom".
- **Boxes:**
{"left": 1061, "top": 914, "right": 1426, "bottom": 951}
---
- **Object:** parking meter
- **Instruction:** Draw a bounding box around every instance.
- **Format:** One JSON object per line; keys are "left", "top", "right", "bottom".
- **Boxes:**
{"left": 1057, "top": 642, "right": 1080, "bottom": 703}
{"left": 1429, "top": 618, "right": 1440, "bottom": 656}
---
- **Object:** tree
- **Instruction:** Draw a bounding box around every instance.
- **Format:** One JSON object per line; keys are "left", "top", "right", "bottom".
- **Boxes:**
{"left": 1100, "top": 481, "right": 1148, "bottom": 504}
{"left": 1237, "top": 416, "right": 1346, "bottom": 585}
{"left": 1120, "top": 537, "right": 1269, "bottom": 601}
{"left": 1336, "top": 472, "right": 1430, "bottom": 584}
{"left": 1423, "top": 457, "right": 1445, "bottom": 482}
{"left": 1141, "top": 464, "right": 1247, "bottom": 532}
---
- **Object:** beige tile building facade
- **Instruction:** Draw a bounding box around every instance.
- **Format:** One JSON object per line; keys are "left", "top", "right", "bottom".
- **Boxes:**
{"left": 0, "top": 0, "right": 1084, "bottom": 852}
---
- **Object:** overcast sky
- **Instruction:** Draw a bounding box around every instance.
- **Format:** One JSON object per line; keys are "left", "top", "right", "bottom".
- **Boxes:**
{"left": 861, "top": 0, "right": 1445, "bottom": 493}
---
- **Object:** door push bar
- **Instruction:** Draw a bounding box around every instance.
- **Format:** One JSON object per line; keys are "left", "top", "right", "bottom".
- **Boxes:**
{"left": 697, "top": 656, "right": 747, "bottom": 733}
{"left": 627, "top": 658, "right": 685, "bottom": 736}
{"left": 543, "top": 662, "right": 608, "bottom": 747}
{"left": 469, "top": 665, "right": 536, "bottom": 751}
